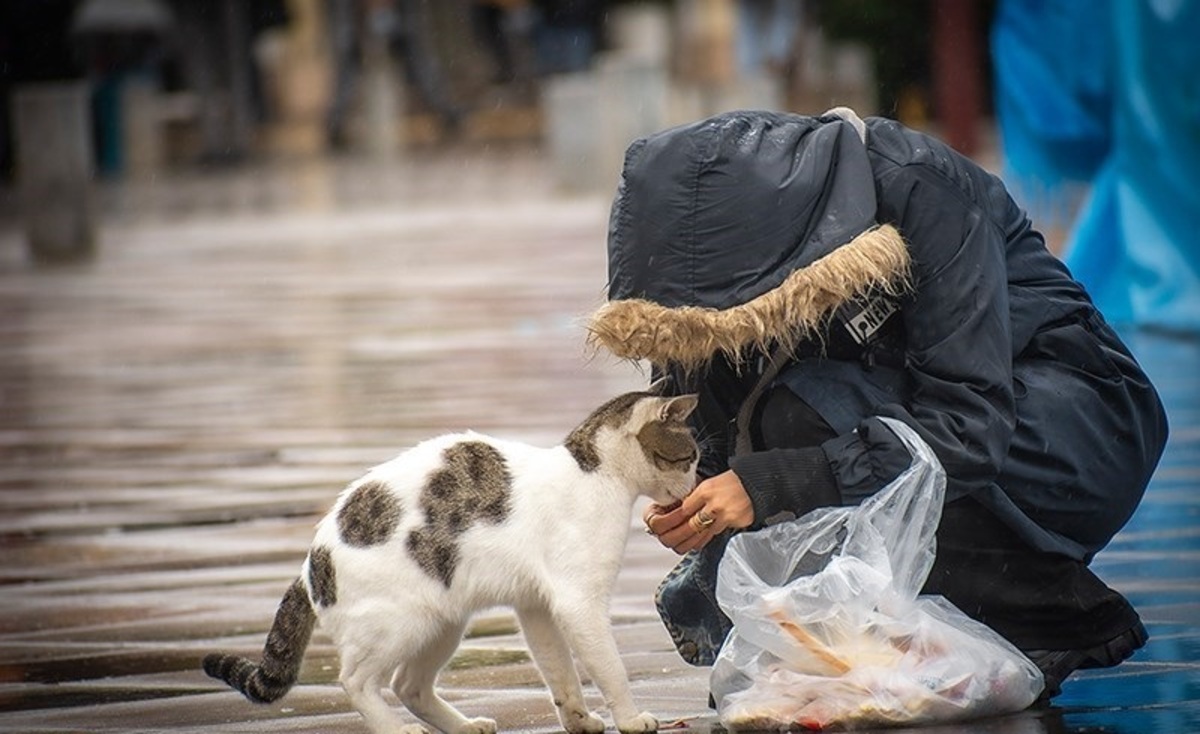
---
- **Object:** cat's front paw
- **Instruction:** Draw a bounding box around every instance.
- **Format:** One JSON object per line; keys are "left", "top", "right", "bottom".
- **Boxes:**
{"left": 560, "top": 708, "right": 605, "bottom": 734}
{"left": 455, "top": 717, "right": 497, "bottom": 734}
{"left": 616, "top": 712, "right": 658, "bottom": 734}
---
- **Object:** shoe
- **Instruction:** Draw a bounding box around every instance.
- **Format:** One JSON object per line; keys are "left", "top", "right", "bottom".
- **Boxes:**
{"left": 1026, "top": 621, "right": 1148, "bottom": 702}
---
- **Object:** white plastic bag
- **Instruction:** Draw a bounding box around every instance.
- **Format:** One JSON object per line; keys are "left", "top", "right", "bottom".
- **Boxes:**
{"left": 711, "top": 418, "right": 1044, "bottom": 731}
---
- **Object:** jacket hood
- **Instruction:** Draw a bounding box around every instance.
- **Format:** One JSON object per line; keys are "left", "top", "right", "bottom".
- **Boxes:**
{"left": 589, "top": 109, "right": 911, "bottom": 370}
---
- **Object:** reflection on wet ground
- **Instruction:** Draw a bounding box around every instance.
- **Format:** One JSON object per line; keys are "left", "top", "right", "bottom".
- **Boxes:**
{"left": 1, "top": 150, "right": 1197, "bottom": 733}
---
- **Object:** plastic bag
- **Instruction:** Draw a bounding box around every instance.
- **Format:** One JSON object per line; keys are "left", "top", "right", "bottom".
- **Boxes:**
{"left": 711, "top": 418, "right": 1044, "bottom": 731}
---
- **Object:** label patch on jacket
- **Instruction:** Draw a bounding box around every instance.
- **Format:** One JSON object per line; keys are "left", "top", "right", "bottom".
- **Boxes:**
{"left": 845, "top": 296, "right": 899, "bottom": 344}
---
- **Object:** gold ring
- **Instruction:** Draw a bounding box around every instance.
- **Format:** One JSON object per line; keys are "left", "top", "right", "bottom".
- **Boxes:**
{"left": 689, "top": 510, "right": 716, "bottom": 535}
{"left": 642, "top": 514, "right": 655, "bottom": 534}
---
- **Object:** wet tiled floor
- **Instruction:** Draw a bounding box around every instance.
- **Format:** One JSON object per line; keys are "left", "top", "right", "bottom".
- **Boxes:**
{"left": 0, "top": 148, "right": 1196, "bottom": 734}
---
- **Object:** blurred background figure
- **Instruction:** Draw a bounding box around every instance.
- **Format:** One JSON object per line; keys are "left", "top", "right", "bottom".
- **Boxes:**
{"left": 992, "top": 0, "right": 1200, "bottom": 334}
{"left": 734, "top": 0, "right": 801, "bottom": 79}
{"left": 470, "top": 0, "right": 523, "bottom": 86}
{"left": 1, "top": 0, "right": 967, "bottom": 183}
{"left": 530, "top": 0, "right": 605, "bottom": 76}
{"left": 166, "top": 0, "right": 291, "bottom": 164}
{"left": 71, "top": 0, "right": 174, "bottom": 175}
{"left": 325, "top": 0, "right": 362, "bottom": 148}
{"left": 991, "top": 0, "right": 1108, "bottom": 235}
{"left": 325, "top": 0, "right": 464, "bottom": 149}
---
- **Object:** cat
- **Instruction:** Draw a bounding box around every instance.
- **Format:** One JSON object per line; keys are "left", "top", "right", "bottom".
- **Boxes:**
{"left": 203, "top": 389, "right": 700, "bottom": 734}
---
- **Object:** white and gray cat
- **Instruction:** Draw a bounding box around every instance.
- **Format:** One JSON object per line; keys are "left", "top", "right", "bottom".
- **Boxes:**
{"left": 203, "top": 389, "right": 700, "bottom": 734}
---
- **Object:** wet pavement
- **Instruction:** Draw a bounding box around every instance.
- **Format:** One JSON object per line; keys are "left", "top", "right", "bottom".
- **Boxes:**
{"left": 0, "top": 147, "right": 1197, "bottom": 734}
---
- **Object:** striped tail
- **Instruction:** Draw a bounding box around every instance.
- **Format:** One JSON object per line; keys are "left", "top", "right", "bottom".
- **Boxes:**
{"left": 203, "top": 578, "right": 316, "bottom": 703}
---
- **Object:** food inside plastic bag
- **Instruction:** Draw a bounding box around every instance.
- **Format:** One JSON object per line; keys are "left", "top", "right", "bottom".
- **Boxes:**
{"left": 711, "top": 418, "right": 1044, "bottom": 730}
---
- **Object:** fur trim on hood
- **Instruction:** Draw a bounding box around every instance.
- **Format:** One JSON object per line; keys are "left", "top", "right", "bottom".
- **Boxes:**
{"left": 588, "top": 224, "right": 910, "bottom": 371}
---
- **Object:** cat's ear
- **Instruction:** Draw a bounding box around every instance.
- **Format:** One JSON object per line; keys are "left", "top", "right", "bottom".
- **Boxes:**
{"left": 647, "top": 374, "right": 672, "bottom": 395}
{"left": 661, "top": 394, "right": 699, "bottom": 423}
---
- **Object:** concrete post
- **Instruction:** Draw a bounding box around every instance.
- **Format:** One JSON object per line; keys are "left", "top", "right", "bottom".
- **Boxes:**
{"left": 11, "top": 82, "right": 98, "bottom": 264}
{"left": 360, "top": 0, "right": 404, "bottom": 159}
{"left": 361, "top": 48, "right": 403, "bottom": 158}
{"left": 543, "top": 73, "right": 602, "bottom": 194}
{"left": 597, "top": 57, "right": 670, "bottom": 185}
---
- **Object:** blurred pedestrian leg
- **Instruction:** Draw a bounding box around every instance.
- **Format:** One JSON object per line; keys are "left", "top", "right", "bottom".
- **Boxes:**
{"left": 384, "top": 0, "right": 464, "bottom": 138}
{"left": 531, "top": 0, "right": 603, "bottom": 76}
{"left": 325, "top": 0, "right": 363, "bottom": 148}
{"left": 471, "top": 0, "right": 522, "bottom": 85}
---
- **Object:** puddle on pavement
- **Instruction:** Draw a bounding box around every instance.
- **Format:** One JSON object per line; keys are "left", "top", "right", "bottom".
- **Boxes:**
{"left": 0, "top": 684, "right": 211, "bottom": 713}
{"left": 464, "top": 614, "right": 519, "bottom": 639}
{"left": 447, "top": 648, "right": 530, "bottom": 671}
{"left": 1059, "top": 702, "right": 1200, "bottom": 734}
{"left": 0, "top": 649, "right": 533, "bottom": 717}
{"left": 0, "top": 648, "right": 204, "bottom": 686}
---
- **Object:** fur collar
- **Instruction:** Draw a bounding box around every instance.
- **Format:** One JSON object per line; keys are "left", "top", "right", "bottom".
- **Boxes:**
{"left": 587, "top": 224, "right": 911, "bottom": 371}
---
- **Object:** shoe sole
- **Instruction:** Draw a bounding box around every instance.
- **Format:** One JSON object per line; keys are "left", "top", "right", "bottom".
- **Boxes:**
{"left": 1033, "top": 621, "right": 1149, "bottom": 702}
{"left": 1079, "top": 620, "right": 1149, "bottom": 669}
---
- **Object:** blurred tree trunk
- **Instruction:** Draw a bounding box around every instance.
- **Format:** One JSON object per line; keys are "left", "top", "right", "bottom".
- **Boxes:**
{"left": 931, "top": 0, "right": 982, "bottom": 155}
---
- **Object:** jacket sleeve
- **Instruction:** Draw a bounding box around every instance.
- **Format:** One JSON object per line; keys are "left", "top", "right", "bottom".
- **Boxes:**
{"left": 829, "top": 163, "right": 1017, "bottom": 505}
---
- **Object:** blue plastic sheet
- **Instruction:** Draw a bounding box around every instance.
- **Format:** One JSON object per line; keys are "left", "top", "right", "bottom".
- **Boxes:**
{"left": 991, "top": 0, "right": 1112, "bottom": 196}
{"left": 992, "top": 0, "right": 1200, "bottom": 333}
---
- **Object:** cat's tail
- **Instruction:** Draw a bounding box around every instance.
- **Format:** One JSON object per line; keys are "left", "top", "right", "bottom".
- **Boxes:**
{"left": 202, "top": 578, "right": 315, "bottom": 703}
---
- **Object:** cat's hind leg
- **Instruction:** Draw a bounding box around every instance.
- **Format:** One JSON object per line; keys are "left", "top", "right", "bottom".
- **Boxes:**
{"left": 516, "top": 605, "right": 605, "bottom": 734}
{"left": 391, "top": 620, "right": 496, "bottom": 734}
{"left": 338, "top": 647, "right": 419, "bottom": 734}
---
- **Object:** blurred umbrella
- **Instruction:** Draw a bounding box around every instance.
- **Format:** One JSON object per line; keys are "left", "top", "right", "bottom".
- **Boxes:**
{"left": 71, "top": 0, "right": 174, "bottom": 35}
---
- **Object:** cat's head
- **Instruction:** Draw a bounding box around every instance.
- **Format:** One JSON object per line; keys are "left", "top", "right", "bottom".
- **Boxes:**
{"left": 565, "top": 391, "right": 699, "bottom": 504}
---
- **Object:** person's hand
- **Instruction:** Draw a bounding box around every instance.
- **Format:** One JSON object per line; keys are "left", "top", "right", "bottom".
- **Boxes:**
{"left": 642, "top": 470, "right": 754, "bottom": 555}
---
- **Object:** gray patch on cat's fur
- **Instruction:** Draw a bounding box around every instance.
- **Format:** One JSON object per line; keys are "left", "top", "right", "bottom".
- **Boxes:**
{"left": 408, "top": 441, "right": 512, "bottom": 587}
{"left": 406, "top": 528, "right": 456, "bottom": 587}
{"left": 338, "top": 480, "right": 402, "bottom": 547}
{"left": 564, "top": 391, "right": 649, "bottom": 472}
{"left": 308, "top": 545, "right": 337, "bottom": 607}
{"left": 637, "top": 420, "right": 698, "bottom": 471}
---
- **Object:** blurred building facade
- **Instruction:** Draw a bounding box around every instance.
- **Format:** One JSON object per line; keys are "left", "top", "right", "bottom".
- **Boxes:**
{"left": 1, "top": 0, "right": 995, "bottom": 186}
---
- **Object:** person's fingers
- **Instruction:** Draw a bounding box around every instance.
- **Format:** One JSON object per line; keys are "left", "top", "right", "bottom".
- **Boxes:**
{"left": 642, "top": 501, "right": 682, "bottom": 536}
{"left": 658, "top": 508, "right": 721, "bottom": 554}
{"left": 670, "top": 514, "right": 724, "bottom": 553}
{"left": 670, "top": 484, "right": 727, "bottom": 536}
{"left": 646, "top": 501, "right": 679, "bottom": 518}
{"left": 690, "top": 528, "right": 719, "bottom": 552}
{"left": 686, "top": 472, "right": 755, "bottom": 530}
{"left": 653, "top": 502, "right": 691, "bottom": 532}
{"left": 659, "top": 517, "right": 698, "bottom": 551}
{"left": 670, "top": 530, "right": 707, "bottom": 554}
{"left": 677, "top": 489, "right": 707, "bottom": 518}
{"left": 650, "top": 470, "right": 757, "bottom": 555}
